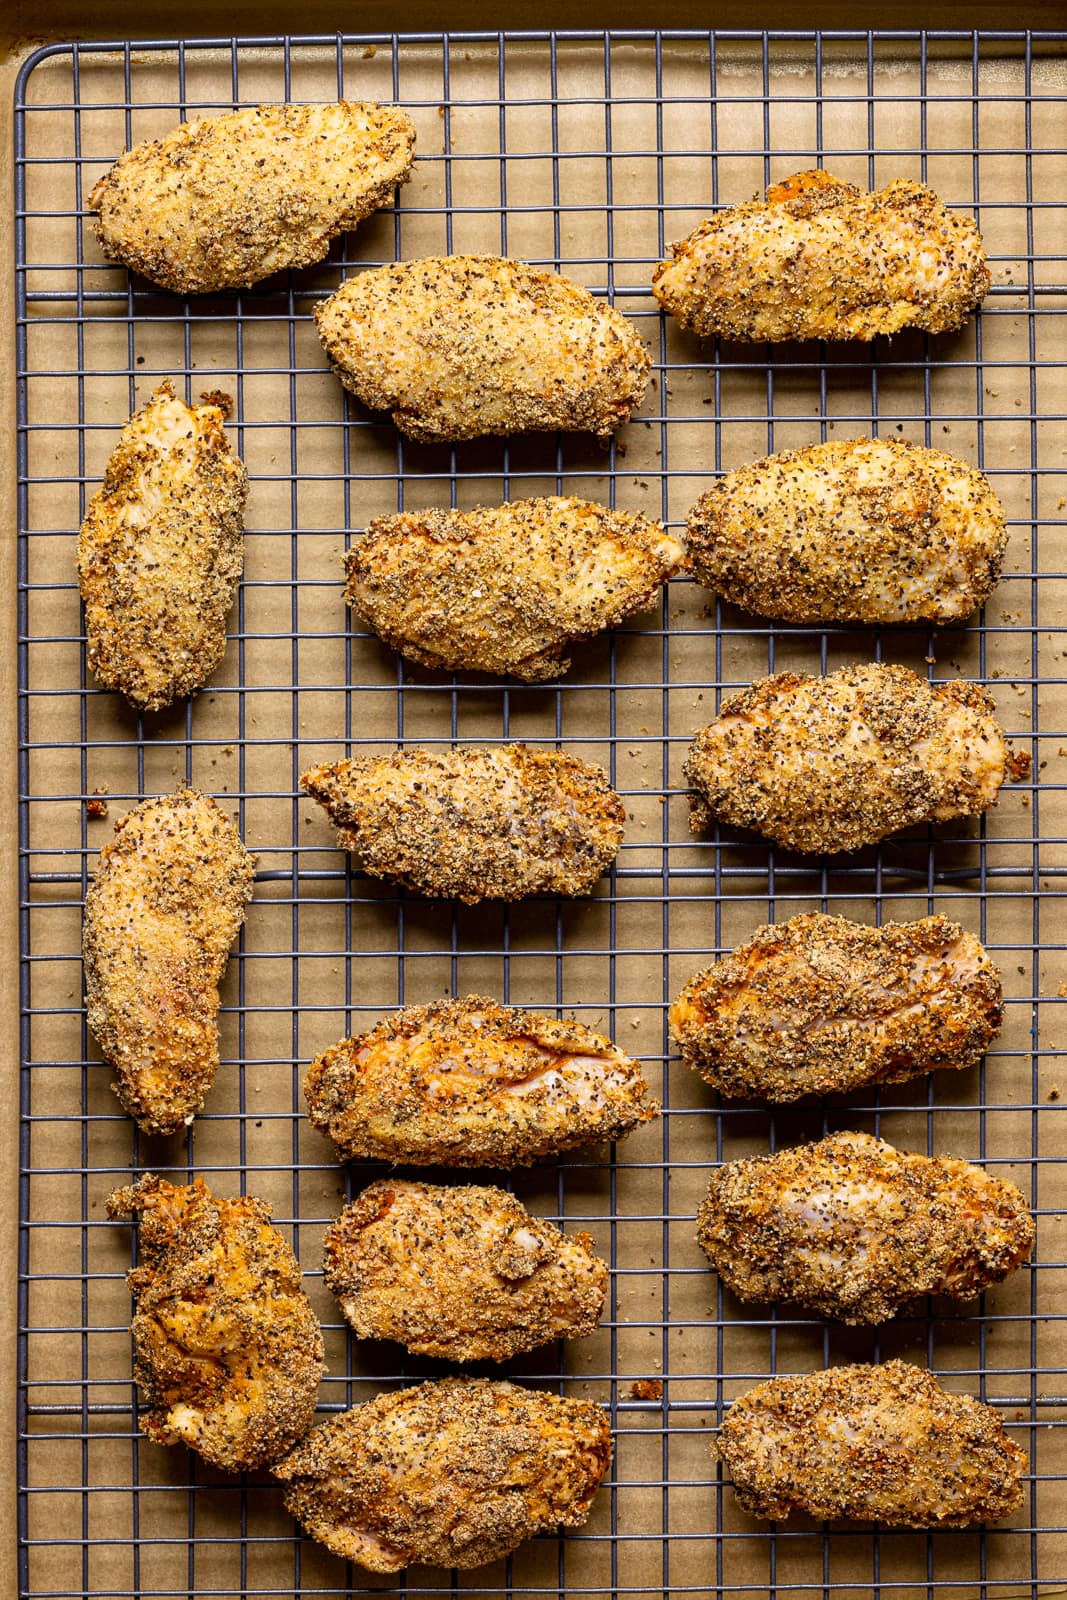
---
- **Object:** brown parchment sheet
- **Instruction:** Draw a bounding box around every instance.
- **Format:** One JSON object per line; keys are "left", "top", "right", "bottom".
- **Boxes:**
{"left": 11, "top": 30, "right": 1067, "bottom": 1600}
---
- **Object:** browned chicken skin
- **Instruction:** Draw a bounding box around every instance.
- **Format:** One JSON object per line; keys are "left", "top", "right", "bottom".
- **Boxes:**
{"left": 697, "top": 1130, "right": 1034, "bottom": 1323}
{"left": 345, "top": 497, "right": 686, "bottom": 681}
{"left": 273, "top": 1377, "right": 612, "bottom": 1571}
{"left": 315, "top": 255, "right": 650, "bottom": 441}
{"left": 653, "top": 170, "right": 989, "bottom": 342}
{"left": 88, "top": 101, "right": 415, "bottom": 294}
{"left": 669, "top": 912, "right": 1002, "bottom": 1102}
{"left": 78, "top": 383, "right": 248, "bottom": 712}
{"left": 685, "top": 663, "right": 1007, "bottom": 855}
{"left": 323, "top": 1179, "right": 608, "bottom": 1360}
{"left": 83, "top": 789, "right": 255, "bottom": 1136}
{"left": 717, "top": 1360, "right": 1026, "bottom": 1526}
{"left": 107, "top": 1174, "right": 325, "bottom": 1472}
{"left": 685, "top": 437, "right": 1006, "bottom": 625}
{"left": 305, "top": 995, "right": 657, "bottom": 1167}
{"left": 301, "top": 744, "right": 625, "bottom": 902}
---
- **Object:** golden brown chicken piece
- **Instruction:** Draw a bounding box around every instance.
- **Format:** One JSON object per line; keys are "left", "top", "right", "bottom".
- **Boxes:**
{"left": 78, "top": 383, "right": 248, "bottom": 712}
{"left": 88, "top": 102, "right": 415, "bottom": 294}
{"left": 717, "top": 1360, "right": 1026, "bottom": 1526}
{"left": 305, "top": 995, "right": 657, "bottom": 1167}
{"left": 83, "top": 789, "right": 255, "bottom": 1135}
{"left": 669, "top": 912, "right": 1002, "bottom": 1102}
{"left": 273, "top": 1377, "right": 611, "bottom": 1571}
{"left": 685, "top": 663, "right": 1007, "bottom": 855}
{"left": 315, "top": 255, "right": 650, "bottom": 441}
{"left": 698, "top": 1131, "right": 1033, "bottom": 1324}
{"left": 345, "top": 497, "right": 686, "bottom": 681}
{"left": 685, "top": 437, "right": 1006, "bottom": 625}
{"left": 323, "top": 1179, "right": 608, "bottom": 1361}
{"left": 107, "top": 1174, "right": 325, "bottom": 1473}
{"left": 653, "top": 170, "right": 989, "bottom": 343}
{"left": 301, "top": 744, "right": 625, "bottom": 902}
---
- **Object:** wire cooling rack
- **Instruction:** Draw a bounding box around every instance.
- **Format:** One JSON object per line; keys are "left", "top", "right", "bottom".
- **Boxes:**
{"left": 14, "top": 27, "right": 1067, "bottom": 1600}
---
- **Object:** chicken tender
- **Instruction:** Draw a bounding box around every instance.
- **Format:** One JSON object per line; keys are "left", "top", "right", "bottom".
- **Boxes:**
{"left": 345, "top": 496, "right": 686, "bottom": 680}
{"left": 305, "top": 995, "right": 657, "bottom": 1167}
{"left": 83, "top": 789, "right": 255, "bottom": 1135}
{"left": 717, "top": 1360, "right": 1026, "bottom": 1526}
{"left": 301, "top": 744, "right": 625, "bottom": 901}
{"left": 273, "top": 1377, "right": 611, "bottom": 1571}
{"left": 653, "top": 170, "right": 989, "bottom": 342}
{"left": 88, "top": 101, "right": 415, "bottom": 294}
{"left": 698, "top": 1130, "right": 1033, "bottom": 1324}
{"left": 107, "top": 1174, "right": 325, "bottom": 1472}
{"left": 78, "top": 383, "right": 248, "bottom": 712}
{"left": 323, "top": 1179, "right": 608, "bottom": 1361}
{"left": 685, "top": 437, "right": 1006, "bottom": 625}
{"left": 669, "top": 912, "right": 1002, "bottom": 1101}
{"left": 315, "top": 255, "right": 650, "bottom": 441}
{"left": 685, "top": 662, "right": 1007, "bottom": 855}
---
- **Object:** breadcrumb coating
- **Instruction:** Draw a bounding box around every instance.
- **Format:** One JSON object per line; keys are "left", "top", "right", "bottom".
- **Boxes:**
{"left": 717, "top": 1360, "right": 1026, "bottom": 1526}
{"left": 315, "top": 254, "right": 650, "bottom": 441}
{"left": 88, "top": 101, "right": 415, "bottom": 294}
{"left": 323, "top": 1179, "right": 608, "bottom": 1360}
{"left": 83, "top": 789, "right": 255, "bottom": 1135}
{"left": 273, "top": 1377, "right": 612, "bottom": 1571}
{"left": 345, "top": 496, "right": 686, "bottom": 680}
{"left": 697, "top": 1130, "right": 1034, "bottom": 1323}
{"left": 685, "top": 436, "right": 1006, "bottom": 625}
{"left": 107, "top": 1174, "right": 325, "bottom": 1473}
{"left": 305, "top": 994, "right": 658, "bottom": 1167}
{"left": 669, "top": 911, "right": 1002, "bottom": 1102}
{"left": 653, "top": 170, "right": 989, "bottom": 342}
{"left": 300, "top": 744, "right": 625, "bottom": 902}
{"left": 684, "top": 662, "right": 1007, "bottom": 854}
{"left": 78, "top": 383, "right": 248, "bottom": 712}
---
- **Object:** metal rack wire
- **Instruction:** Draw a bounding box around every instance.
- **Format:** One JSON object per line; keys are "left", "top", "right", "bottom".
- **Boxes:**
{"left": 14, "top": 27, "right": 1067, "bottom": 1600}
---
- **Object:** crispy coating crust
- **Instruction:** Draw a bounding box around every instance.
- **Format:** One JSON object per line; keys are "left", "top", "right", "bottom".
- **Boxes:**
{"left": 685, "top": 662, "right": 1007, "bottom": 855}
{"left": 305, "top": 995, "right": 658, "bottom": 1167}
{"left": 106, "top": 1174, "right": 325, "bottom": 1472}
{"left": 83, "top": 789, "right": 256, "bottom": 1135}
{"left": 88, "top": 101, "right": 415, "bottom": 294}
{"left": 323, "top": 1179, "right": 608, "bottom": 1360}
{"left": 345, "top": 496, "right": 686, "bottom": 681}
{"left": 717, "top": 1360, "right": 1026, "bottom": 1526}
{"left": 653, "top": 170, "right": 990, "bottom": 342}
{"left": 685, "top": 437, "right": 1006, "bottom": 625}
{"left": 300, "top": 744, "right": 625, "bottom": 902}
{"left": 78, "top": 383, "right": 248, "bottom": 712}
{"left": 314, "top": 255, "right": 650, "bottom": 441}
{"left": 697, "top": 1130, "right": 1034, "bottom": 1323}
{"left": 273, "top": 1377, "right": 612, "bottom": 1571}
{"left": 669, "top": 912, "right": 1002, "bottom": 1102}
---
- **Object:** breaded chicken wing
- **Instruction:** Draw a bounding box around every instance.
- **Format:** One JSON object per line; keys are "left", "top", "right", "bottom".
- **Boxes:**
{"left": 315, "top": 255, "right": 650, "bottom": 441}
{"left": 83, "top": 789, "right": 255, "bottom": 1135}
{"left": 78, "top": 383, "right": 248, "bottom": 712}
{"left": 669, "top": 912, "right": 1002, "bottom": 1101}
{"left": 685, "top": 663, "right": 1007, "bottom": 854}
{"left": 653, "top": 170, "right": 989, "bottom": 342}
{"left": 305, "top": 995, "right": 657, "bottom": 1167}
{"left": 107, "top": 1174, "right": 325, "bottom": 1472}
{"left": 717, "top": 1360, "right": 1026, "bottom": 1526}
{"left": 685, "top": 437, "right": 1006, "bottom": 625}
{"left": 89, "top": 101, "right": 415, "bottom": 294}
{"left": 301, "top": 744, "right": 625, "bottom": 901}
{"left": 323, "top": 1179, "right": 608, "bottom": 1360}
{"left": 273, "top": 1377, "right": 611, "bottom": 1571}
{"left": 698, "top": 1131, "right": 1033, "bottom": 1323}
{"left": 345, "top": 497, "right": 686, "bottom": 680}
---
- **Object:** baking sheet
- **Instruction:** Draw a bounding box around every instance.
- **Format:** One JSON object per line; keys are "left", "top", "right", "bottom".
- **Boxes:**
{"left": 13, "top": 29, "right": 1067, "bottom": 1600}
